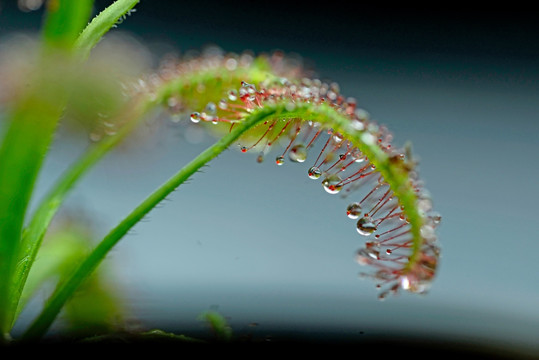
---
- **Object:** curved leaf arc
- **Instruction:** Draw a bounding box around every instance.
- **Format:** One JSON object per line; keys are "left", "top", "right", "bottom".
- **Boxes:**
{"left": 21, "top": 51, "right": 441, "bottom": 340}
{"left": 186, "top": 77, "right": 441, "bottom": 298}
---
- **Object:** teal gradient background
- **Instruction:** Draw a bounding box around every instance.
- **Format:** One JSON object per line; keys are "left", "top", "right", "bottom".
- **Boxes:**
{"left": 2, "top": 1, "right": 538, "bottom": 356}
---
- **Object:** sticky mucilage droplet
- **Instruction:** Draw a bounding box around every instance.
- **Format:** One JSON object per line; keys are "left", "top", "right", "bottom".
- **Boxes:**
{"left": 356, "top": 215, "right": 377, "bottom": 236}
{"left": 322, "top": 174, "right": 343, "bottom": 194}
{"left": 346, "top": 202, "right": 362, "bottom": 219}
{"left": 308, "top": 166, "right": 321, "bottom": 179}
{"left": 190, "top": 112, "right": 201, "bottom": 123}
{"left": 288, "top": 144, "right": 307, "bottom": 163}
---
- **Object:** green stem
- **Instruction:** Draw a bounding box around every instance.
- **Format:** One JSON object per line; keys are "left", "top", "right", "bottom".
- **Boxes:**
{"left": 74, "top": 0, "right": 140, "bottom": 61}
{"left": 0, "top": 1, "right": 95, "bottom": 338}
{"left": 11, "top": 98, "right": 152, "bottom": 323}
{"left": 12, "top": 63, "right": 276, "bottom": 326}
{"left": 8, "top": 0, "right": 153, "bottom": 326}
{"left": 41, "top": 0, "right": 94, "bottom": 51}
{"left": 21, "top": 106, "right": 278, "bottom": 341}
{"left": 0, "top": 97, "right": 65, "bottom": 340}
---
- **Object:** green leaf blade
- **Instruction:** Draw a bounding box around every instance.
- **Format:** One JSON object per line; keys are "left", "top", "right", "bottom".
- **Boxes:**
{"left": 74, "top": 0, "right": 140, "bottom": 61}
{"left": 42, "top": 0, "right": 94, "bottom": 51}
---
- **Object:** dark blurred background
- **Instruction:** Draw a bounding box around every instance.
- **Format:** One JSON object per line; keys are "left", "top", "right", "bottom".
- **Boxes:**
{"left": 1, "top": 1, "right": 539, "bottom": 356}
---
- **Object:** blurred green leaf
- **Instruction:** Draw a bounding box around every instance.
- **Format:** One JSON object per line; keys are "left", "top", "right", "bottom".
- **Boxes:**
{"left": 42, "top": 0, "right": 94, "bottom": 51}
{"left": 20, "top": 219, "right": 125, "bottom": 337}
{"left": 198, "top": 311, "right": 233, "bottom": 342}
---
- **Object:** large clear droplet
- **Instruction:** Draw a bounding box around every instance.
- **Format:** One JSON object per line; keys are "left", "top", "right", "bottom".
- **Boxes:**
{"left": 307, "top": 166, "right": 321, "bottom": 179}
{"left": 346, "top": 202, "right": 362, "bottom": 219}
{"left": 357, "top": 216, "right": 377, "bottom": 236}
{"left": 322, "top": 174, "right": 343, "bottom": 194}
{"left": 288, "top": 144, "right": 307, "bottom": 163}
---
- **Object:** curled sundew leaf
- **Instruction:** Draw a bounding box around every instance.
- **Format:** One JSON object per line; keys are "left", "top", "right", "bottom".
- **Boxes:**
{"left": 159, "top": 56, "right": 442, "bottom": 298}
{"left": 21, "top": 50, "right": 441, "bottom": 340}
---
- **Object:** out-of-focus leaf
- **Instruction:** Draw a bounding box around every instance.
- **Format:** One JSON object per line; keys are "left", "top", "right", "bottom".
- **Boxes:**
{"left": 42, "top": 0, "right": 94, "bottom": 51}
{"left": 20, "top": 218, "right": 125, "bottom": 337}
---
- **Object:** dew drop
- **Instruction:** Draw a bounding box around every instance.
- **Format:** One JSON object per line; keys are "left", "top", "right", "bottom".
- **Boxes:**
{"left": 205, "top": 102, "right": 217, "bottom": 114}
{"left": 89, "top": 132, "right": 102, "bottom": 142}
{"left": 351, "top": 119, "right": 365, "bottom": 131}
{"left": 428, "top": 211, "right": 442, "bottom": 226}
{"left": 399, "top": 274, "right": 431, "bottom": 293}
{"left": 240, "top": 146, "right": 247, "bottom": 153}
{"left": 190, "top": 112, "right": 201, "bottom": 123}
{"left": 225, "top": 57, "right": 237, "bottom": 71}
{"left": 275, "top": 156, "right": 284, "bottom": 166}
{"left": 346, "top": 202, "right": 362, "bottom": 219}
{"left": 256, "top": 153, "right": 264, "bottom": 163}
{"left": 355, "top": 249, "right": 372, "bottom": 266}
{"left": 288, "top": 144, "right": 307, "bottom": 163}
{"left": 228, "top": 90, "right": 238, "bottom": 101}
{"left": 307, "top": 166, "right": 321, "bottom": 179}
{"left": 218, "top": 99, "right": 228, "bottom": 110}
{"left": 322, "top": 175, "right": 343, "bottom": 194}
{"left": 356, "top": 216, "right": 377, "bottom": 236}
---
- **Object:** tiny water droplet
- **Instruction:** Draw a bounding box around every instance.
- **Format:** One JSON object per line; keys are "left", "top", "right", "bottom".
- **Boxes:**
{"left": 288, "top": 144, "right": 307, "bottom": 163}
{"left": 256, "top": 153, "right": 264, "bottom": 163}
{"left": 322, "top": 174, "right": 343, "bottom": 194}
{"left": 386, "top": 249, "right": 392, "bottom": 255}
{"left": 218, "top": 99, "right": 228, "bottom": 110}
{"left": 89, "top": 132, "right": 102, "bottom": 142}
{"left": 429, "top": 211, "right": 442, "bottom": 226}
{"left": 275, "top": 156, "right": 284, "bottom": 165}
{"left": 205, "top": 102, "right": 217, "bottom": 114}
{"left": 240, "top": 81, "right": 256, "bottom": 96}
{"left": 285, "top": 102, "right": 296, "bottom": 111}
{"left": 190, "top": 112, "right": 201, "bottom": 123}
{"left": 228, "top": 90, "right": 238, "bottom": 101}
{"left": 346, "top": 202, "right": 362, "bottom": 219}
{"left": 357, "top": 216, "right": 377, "bottom": 236}
{"left": 240, "top": 146, "right": 247, "bottom": 153}
{"left": 308, "top": 166, "right": 321, "bottom": 179}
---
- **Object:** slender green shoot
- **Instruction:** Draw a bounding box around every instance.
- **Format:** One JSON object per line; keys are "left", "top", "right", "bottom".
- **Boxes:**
{"left": 0, "top": 0, "right": 94, "bottom": 339}
{"left": 41, "top": 0, "right": 94, "bottom": 51}
{"left": 22, "top": 97, "right": 426, "bottom": 339}
{"left": 21, "top": 105, "right": 279, "bottom": 341}
{"left": 12, "top": 62, "right": 277, "bottom": 324}
{"left": 74, "top": 0, "right": 140, "bottom": 61}
{"left": 9, "top": 0, "right": 146, "bottom": 330}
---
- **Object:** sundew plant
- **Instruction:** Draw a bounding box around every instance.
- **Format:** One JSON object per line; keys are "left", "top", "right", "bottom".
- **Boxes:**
{"left": 0, "top": 0, "right": 441, "bottom": 344}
